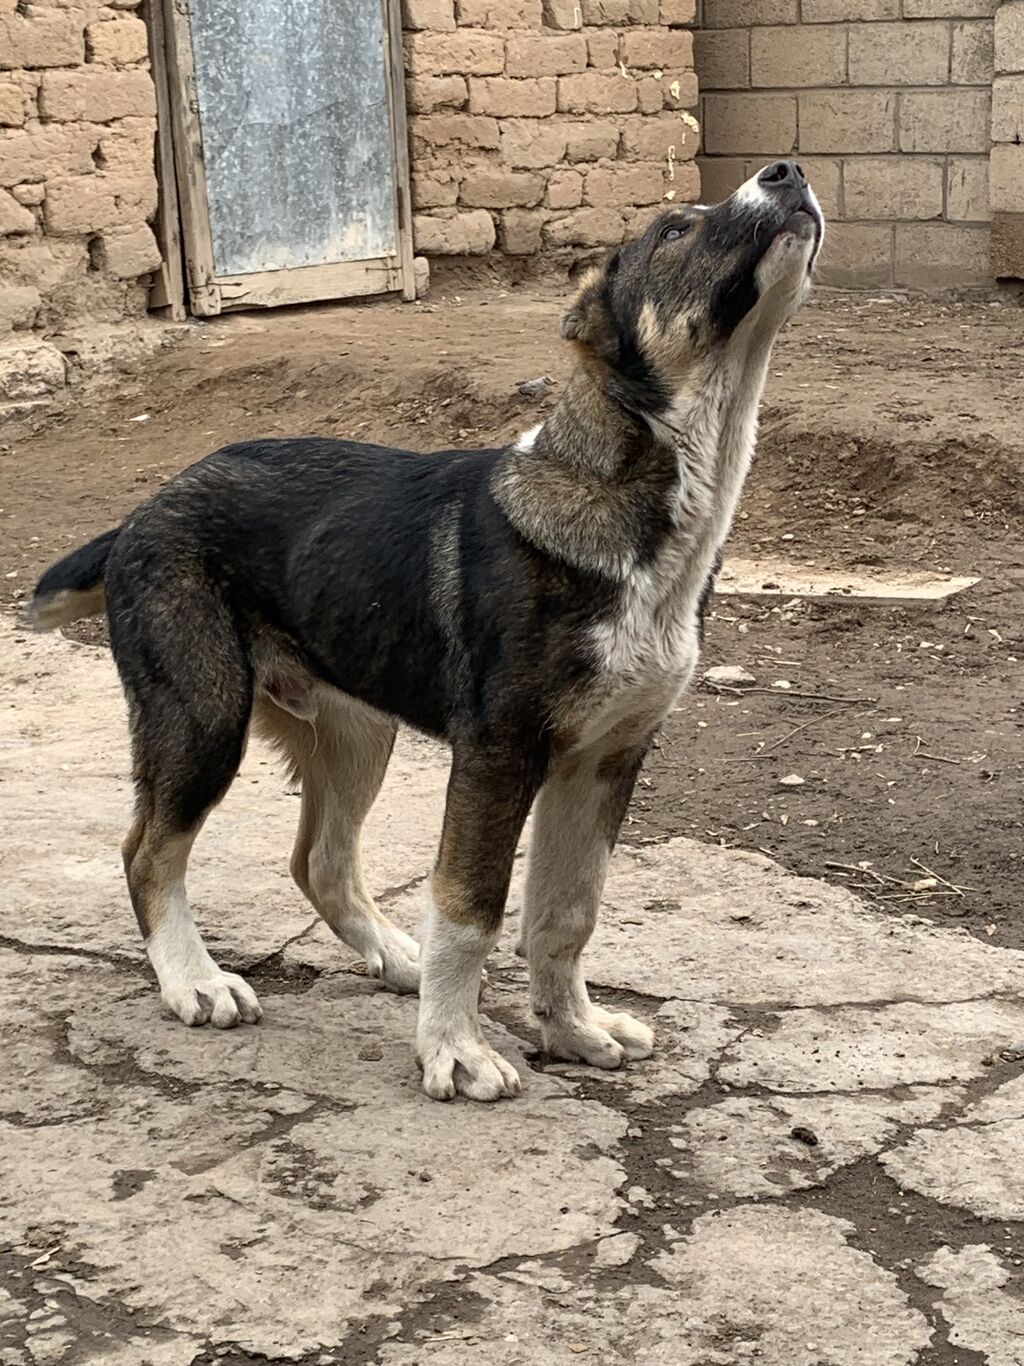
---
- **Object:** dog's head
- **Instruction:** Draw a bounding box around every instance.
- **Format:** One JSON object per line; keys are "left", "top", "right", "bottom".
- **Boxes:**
{"left": 561, "top": 161, "right": 823, "bottom": 413}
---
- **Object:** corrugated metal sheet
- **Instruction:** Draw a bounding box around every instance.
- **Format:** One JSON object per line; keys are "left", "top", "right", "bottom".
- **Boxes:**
{"left": 188, "top": 0, "right": 398, "bottom": 276}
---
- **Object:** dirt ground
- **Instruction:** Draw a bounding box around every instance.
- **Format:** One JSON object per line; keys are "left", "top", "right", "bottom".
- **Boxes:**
{"left": 3, "top": 280, "right": 1024, "bottom": 949}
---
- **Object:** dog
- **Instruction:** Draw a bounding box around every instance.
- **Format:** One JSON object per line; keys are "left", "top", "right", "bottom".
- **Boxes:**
{"left": 30, "top": 160, "right": 823, "bottom": 1103}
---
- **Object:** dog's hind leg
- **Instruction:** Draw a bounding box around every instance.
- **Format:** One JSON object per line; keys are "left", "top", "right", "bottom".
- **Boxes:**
{"left": 417, "top": 743, "right": 542, "bottom": 1102}
{"left": 522, "top": 743, "right": 655, "bottom": 1068}
{"left": 118, "top": 620, "right": 261, "bottom": 1029}
{"left": 254, "top": 692, "right": 420, "bottom": 994}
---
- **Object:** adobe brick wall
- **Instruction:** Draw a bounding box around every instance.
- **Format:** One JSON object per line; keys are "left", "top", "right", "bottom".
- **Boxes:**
{"left": 403, "top": 0, "right": 700, "bottom": 259}
{"left": 693, "top": 0, "right": 1001, "bottom": 287}
{"left": 991, "top": 0, "right": 1024, "bottom": 275}
{"left": 0, "top": 2, "right": 160, "bottom": 341}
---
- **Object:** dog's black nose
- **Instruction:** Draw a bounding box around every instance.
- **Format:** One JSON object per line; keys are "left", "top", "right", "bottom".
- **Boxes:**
{"left": 757, "top": 160, "right": 807, "bottom": 191}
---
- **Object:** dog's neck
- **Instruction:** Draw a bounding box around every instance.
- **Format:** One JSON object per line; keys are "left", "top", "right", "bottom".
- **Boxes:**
{"left": 494, "top": 304, "right": 783, "bottom": 583}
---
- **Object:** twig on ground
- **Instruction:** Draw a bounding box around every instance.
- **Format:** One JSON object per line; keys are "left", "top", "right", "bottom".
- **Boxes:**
{"left": 912, "top": 735, "right": 961, "bottom": 765}
{"left": 704, "top": 684, "right": 874, "bottom": 704}
{"left": 765, "top": 706, "right": 849, "bottom": 750}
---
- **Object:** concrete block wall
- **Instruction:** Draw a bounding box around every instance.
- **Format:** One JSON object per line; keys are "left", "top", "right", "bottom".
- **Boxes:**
{"left": 693, "top": 0, "right": 999, "bottom": 287}
{"left": 403, "top": 0, "right": 701, "bottom": 259}
{"left": 0, "top": 1, "right": 160, "bottom": 340}
{"left": 991, "top": 0, "right": 1024, "bottom": 275}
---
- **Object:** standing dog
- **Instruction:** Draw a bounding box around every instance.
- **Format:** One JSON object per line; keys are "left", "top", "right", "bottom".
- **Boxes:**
{"left": 30, "top": 161, "right": 822, "bottom": 1102}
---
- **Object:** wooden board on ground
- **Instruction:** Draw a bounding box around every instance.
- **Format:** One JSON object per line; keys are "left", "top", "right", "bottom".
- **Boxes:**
{"left": 718, "top": 558, "right": 979, "bottom": 605}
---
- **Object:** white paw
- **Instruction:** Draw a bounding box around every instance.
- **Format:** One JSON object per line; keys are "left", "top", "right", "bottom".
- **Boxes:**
{"left": 160, "top": 971, "right": 262, "bottom": 1029}
{"left": 541, "top": 1005, "right": 654, "bottom": 1068}
{"left": 418, "top": 1035, "right": 522, "bottom": 1102}
{"left": 365, "top": 926, "right": 421, "bottom": 995}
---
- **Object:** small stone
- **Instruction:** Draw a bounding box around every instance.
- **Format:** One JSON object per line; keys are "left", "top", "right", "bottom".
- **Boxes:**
{"left": 791, "top": 1126, "right": 819, "bottom": 1147}
{"left": 516, "top": 374, "right": 555, "bottom": 398}
{"left": 703, "top": 665, "right": 755, "bottom": 686}
{"left": 778, "top": 774, "right": 805, "bottom": 788}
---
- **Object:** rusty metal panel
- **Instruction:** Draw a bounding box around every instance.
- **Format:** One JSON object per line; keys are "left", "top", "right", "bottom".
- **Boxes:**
{"left": 186, "top": 0, "right": 398, "bottom": 277}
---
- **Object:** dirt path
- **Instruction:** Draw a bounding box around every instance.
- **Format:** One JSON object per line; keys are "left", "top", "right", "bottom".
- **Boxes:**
{"left": 3, "top": 285, "right": 1023, "bottom": 948}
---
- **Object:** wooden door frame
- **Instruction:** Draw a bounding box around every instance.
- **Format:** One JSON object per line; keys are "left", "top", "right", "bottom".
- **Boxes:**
{"left": 153, "top": 0, "right": 416, "bottom": 318}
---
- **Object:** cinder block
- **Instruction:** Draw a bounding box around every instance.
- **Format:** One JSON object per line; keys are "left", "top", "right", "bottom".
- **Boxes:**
{"left": 468, "top": 77, "right": 557, "bottom": 118}
{"left": 585, "top": 162, "right": 665, "bottom": 206}
{"left": 991, "top": 212, "right": 1024, "bottom": 279}
{"left": 847, "top": 21, "right": 949, "bottom": 86}
{"left": 946, "top": 157, "right": 989, "bottom": 222}
{"left": 620, "top": 29, "right": 693, "bottom": 71}
{"left": 843, "top": 156, "right": 943, "bottom": 221}
{"left": 793, "top": 156, "right": 841, "bottom": 219}
{"left": 557, "top": 71, "right": 638, "bottom": 114}
{"left": 696, "top": 156, "right": 747, "bottom": 203}
{"left": 506, "top": 34, "right": 588, "bottom": 78}
{"left": 694, "top": 30, "right": 749, "bottom": 90}
{"left": 703, "top": 0, "right": 796, "bottom": 26}
{"left": 799, "top": 91, "right": 896, "bottom": 154}
{"left": 802, "top": 0, "right": 896, "bottom": 17}
{"left": 413, "top": 208, "right": 495, "bottom": 254}
{"left": 751, "top": 25, "right": 846, "bottom": 88}
{"left": 460, "top": 169, "right": 545, "bottom": 207}
{"left": 894, "top": 222, "right": 990, "bottom": 286}
{"left": 990, "top": 143, "right": 1024, "bottom": 214}
{"left": 38, "top": 68, "right": 155, "bottom": 122}
{"left": 0, "top": 11, "right": 83, "bottom": 70}
{"left": 992, "top": 75, "right": 1024, "bottom": 144}
{"left": 994, "top": 1, "right": 1024, "bottom": 75}
{"left": 951, "top": 20, "right": 994, "bottom": 84}
{"left": 815, "top": 222, "right": 893, "bottom": 287}
{"left": 702, "top": 93, "right": 797, "bottom": 156}
{"left": 402, "top": 0, "right": 456, "bottom": 30}
{"left": 405, "top": 32, "right": 505, "bottom": 77}
{"left": 902, "top": 0, "right": 996, "bottom": 16}
{"left": 899, "top": 89, "right": 991, "bottom": 153}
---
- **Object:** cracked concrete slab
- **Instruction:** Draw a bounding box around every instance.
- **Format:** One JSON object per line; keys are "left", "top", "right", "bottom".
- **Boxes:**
{"left": 6, "top": 618, "right": 1024, "bottom": 1363}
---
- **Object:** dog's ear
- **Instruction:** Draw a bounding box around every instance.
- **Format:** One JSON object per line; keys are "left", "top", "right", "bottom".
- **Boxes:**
{"left": 560, "top": 257, "right": 620, "bottom": 364}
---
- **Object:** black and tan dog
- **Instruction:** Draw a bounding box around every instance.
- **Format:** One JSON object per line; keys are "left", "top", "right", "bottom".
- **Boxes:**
{"left": 30, "top": 161, "right": 823, "bottom": 1102}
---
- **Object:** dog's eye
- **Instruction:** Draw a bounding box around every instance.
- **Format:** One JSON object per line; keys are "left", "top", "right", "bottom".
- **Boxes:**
{"left": 661, "top": 223, "right": 690, "bottom": 241}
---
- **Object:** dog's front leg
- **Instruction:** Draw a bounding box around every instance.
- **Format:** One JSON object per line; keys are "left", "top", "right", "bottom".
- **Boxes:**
{"left": 417, "top": 744, "right": 540, "bottom": 1102}
{"left": 522, "top": 741, "right": 655, "bottom": 1068}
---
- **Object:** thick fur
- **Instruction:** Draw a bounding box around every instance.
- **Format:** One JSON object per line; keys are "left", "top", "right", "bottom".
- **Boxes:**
{"left": 30, "top": 161, "right": 823, "bottom": 1101}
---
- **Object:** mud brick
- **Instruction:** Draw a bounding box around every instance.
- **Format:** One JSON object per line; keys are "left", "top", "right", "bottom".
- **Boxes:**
{"left": 661, "top": 0, "right": 696, "bottom": 21}
{"left": 0, "top": 80, "right": 27, "bottom": 125}
{"left": 500, "top": 208, "right": 544, "bottom": 253}
{"left": 456, "top": 0, "right": 543, "bottom": 24}
{"left": 500, "top": 118, "right": 568, "bottom": 167}
{"left": 620, "top": 29, "right": 693, "bottom": 71}
{"left": 405, "top": 31, "right": 505, "bottom": 77}
{"left": 412, "top": 169, "right": 460, "bottom": 208}
{"left": 44, "top": 170, "right": 156, "bottom": 234}
{"left": 541, "top": 0, "right": 583, "bottom": 29}
{"left": 0, "top": 124, "right": 98, "bottom": 184}
{"left": 0, "top": 186, "right": 34, "bottom": 234}
{"left": 0, "top": 11, "right": 83, "bottom": 69}
{"left": 543, "top": 205, "right": 624, "bottom": 245}
{"left": 546, "top": 166, "right": 583, "bottom": 207}
{"left": 506, "top": 35, "right": 587, "bottom": 77}
{"left": 406, "top": 76, "right": 467, "bottom": 113}
{"left": 636, "top": 77, "right": 663, "bottom": 114}
{"left": 402, "top": 0, "right": 456, "bottom": 29}
{"left": 85, "top": 16, "right": 148, "bottom": 66}
{"left": 558, "top": 71, "right": 638, "bottom": 113}
{"left": 563, "top": 120, "right": 619, "bottom": 160}
{"left": 620, "top": 113, "right": 697, "bottom": 161}
{"left": 413, "top": 208, "right": 495, "bottom": 253}
{"left": 468, "top": 77, "right": 557, "bottom": 117}
{"left": 581, "top": 0, "right": 628, "bottom": 21}
{"left": 39, "top": 69, "right": 155, "bottom": 122}
{"left": 585, "top": 162, "right": 664, "bottom": 206}
{"left": 95, "top": 223, "right": 161, "bottom": 277}
{"left": 410, "top": 113, "right": 501, "bottom": 150}
{"left": 587, "top": 32, "right": 619, "bottom": 69}
{"left": 460, "top": 168, "right": 545, "bottom": 207}
{"left": 664, "top": 160, "right": 700, "bottom": 202}
{"left": 703, "top": 0, "right": 796, "bottom": 26}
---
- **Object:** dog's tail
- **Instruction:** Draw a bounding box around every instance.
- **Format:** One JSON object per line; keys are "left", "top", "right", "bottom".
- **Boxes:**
{"left": 29, "top": 527, "right": 119, "bottom": 630}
